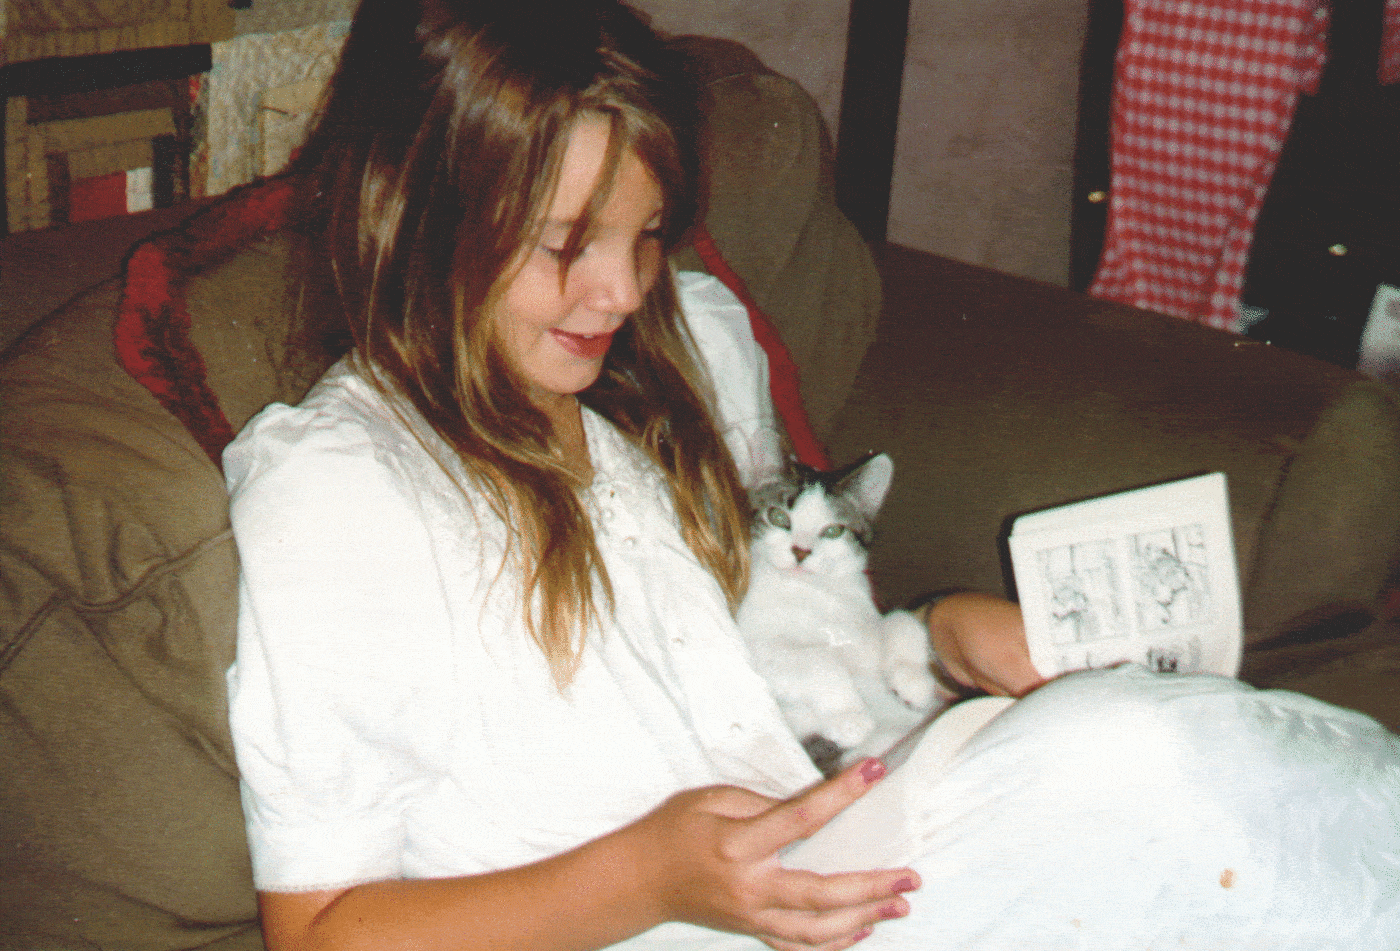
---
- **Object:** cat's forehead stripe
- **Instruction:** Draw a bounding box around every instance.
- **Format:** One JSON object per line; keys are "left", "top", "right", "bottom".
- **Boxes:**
{"left": 790, "top": 491, "right": 832, "bottom": 522}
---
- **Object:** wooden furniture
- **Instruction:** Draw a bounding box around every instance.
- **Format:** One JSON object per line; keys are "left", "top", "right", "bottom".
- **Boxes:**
{"left": 834, "top": 0, "right": 912, "bottom": 244}
{"left": 1, "top": 0, "right": 233, "bottom": 233}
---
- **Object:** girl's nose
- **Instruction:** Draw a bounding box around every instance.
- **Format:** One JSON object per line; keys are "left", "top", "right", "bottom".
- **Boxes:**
{"left": 587, "top": 251, "right": 645, "bottom": 315}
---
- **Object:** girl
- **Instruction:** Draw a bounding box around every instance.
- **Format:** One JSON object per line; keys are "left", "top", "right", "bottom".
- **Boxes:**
{"left": 225, "top": 1, "right": 1400, "bottom": 949}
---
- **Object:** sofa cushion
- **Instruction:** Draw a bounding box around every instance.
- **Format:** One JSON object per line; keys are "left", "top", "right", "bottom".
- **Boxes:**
{"left": 0, "top": 204, "right": 195, "bottom": 353}
{"left": 1245, "top": 379, "right": 1400, "bottom": 637}
{"left": 0, "top": 284, "right": 262, "bottom": 950}
{"left": 825, "top": 249, "right": 1308, "bottom": 616}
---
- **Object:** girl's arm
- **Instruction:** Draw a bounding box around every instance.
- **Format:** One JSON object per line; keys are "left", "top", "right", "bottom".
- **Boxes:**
{"left": 925, "top": 592, "right": 1043, "bottom": 698}
{"left": 259, "top": 759, "right": 919, "bottom": 951}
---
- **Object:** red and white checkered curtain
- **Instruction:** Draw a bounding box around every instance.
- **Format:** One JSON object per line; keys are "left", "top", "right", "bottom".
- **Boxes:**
{"left": 1089, "top": 0, "right": 1331, "bottom": 329}
{"left": 1383, "top": 0, "right": 1400, "bottom": 85}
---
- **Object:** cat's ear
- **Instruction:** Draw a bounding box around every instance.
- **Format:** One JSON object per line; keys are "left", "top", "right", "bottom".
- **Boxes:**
{"left": 836, "top": 453, "right": 893, "bottom": 519}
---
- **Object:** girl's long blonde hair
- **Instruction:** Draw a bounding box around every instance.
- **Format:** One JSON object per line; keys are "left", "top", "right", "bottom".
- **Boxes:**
{"left": 293, "top": 0, "right": 750, "bottom": 684}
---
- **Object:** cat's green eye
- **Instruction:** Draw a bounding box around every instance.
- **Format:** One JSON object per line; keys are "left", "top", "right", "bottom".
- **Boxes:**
{"left": 820, "top": 524, "right": 846, "bottom": 540}
{"left": 766, "top": 507, "right": 792, "bottom": 530}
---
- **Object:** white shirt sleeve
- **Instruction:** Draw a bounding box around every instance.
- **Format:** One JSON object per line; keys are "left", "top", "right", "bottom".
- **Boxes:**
{"left": 674, "top": 270, "right": 785, "bottom": 490}
{"left": 224, "top": 395, "right": 460, "bottom": 892}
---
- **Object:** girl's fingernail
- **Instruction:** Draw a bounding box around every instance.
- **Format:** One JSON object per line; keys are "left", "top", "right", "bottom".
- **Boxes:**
{"left": 880, "top": 902, "right": 907, "bottom": 920}
{"left": 859, "top": 758, "right": 886, "bottom": 784}
{"left": 852, "top": 927, "right": 874, "bottom": 943}
{"left": 893, "top": 876, "right": 916, "bottom": 893}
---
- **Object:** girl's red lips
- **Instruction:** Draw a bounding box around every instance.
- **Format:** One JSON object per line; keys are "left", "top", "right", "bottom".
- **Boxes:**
{"left": 550, "top": 328, "right": 615, "bottom": 359}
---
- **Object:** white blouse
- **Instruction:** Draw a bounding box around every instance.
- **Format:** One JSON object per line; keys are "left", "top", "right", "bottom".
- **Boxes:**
{"left": 225, "top": 271, "right": 818, "bottom": 896}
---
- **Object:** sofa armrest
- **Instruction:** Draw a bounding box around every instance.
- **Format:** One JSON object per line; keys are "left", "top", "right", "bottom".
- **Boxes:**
{"left": 0, "top": 284, "right": 262, "bottom": 950}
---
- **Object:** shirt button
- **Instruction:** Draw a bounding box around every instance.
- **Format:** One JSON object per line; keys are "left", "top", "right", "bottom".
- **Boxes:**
{"left": 730, "top": 722, "right": 746, "bottom": 736}
{"left": 623, "top": 536, "right": 638, "bottom": 548}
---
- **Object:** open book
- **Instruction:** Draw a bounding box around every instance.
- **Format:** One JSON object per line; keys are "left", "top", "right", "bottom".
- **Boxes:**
{"left": 1008, "top": 471, "right": 1243, "bottom": 681}
{"left": 784, "top": 695, "right": 1015, "bottom": 873}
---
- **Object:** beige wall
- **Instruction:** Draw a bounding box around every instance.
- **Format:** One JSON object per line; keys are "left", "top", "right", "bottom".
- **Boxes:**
{"left": 632, "top": 0, "right": 850, "bottom": 133}
{"left": 887, "top": 0, "right": 1087, "bottom": 285}
{"left": 640, "top": 0, "right": 1087, "bottom": 287}
{"left": 227, "top": 0, "right": 1087, "bottom": 286}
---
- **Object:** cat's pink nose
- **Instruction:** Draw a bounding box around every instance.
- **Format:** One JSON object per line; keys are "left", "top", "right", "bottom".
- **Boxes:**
{"left": 792, "top": 546, "right": 811, "bottom": 564}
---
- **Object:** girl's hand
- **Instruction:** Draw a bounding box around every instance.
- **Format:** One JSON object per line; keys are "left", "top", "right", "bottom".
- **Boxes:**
{"left": 631, "top": 759, "right": 920, "bottom": 951}
{"left": 925, "top": 591, "right": 1043, "bottom": 697}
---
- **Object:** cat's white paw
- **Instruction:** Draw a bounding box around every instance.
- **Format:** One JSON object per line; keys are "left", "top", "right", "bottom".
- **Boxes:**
{"left": 886, "top": 664, "right": 939, "bottom": 712}
{"left": 880, "top": 609, "right": 941, "bottom": 712}
{"left": 825, "top": 707, "right": 877, "bottom": 748}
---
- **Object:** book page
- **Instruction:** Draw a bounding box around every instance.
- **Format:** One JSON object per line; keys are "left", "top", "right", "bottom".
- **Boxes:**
{"left": 1009, "top": 472, "right": 1242, "bottom": 680}
{"left": 783, "top": 696, "right": 1014, "bottom": 874}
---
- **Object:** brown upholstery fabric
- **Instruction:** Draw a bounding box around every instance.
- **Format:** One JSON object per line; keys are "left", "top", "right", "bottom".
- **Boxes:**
{"left": 828, "top": 246, "right": 1400, "bottom": 730}
{"left": 0, "top": 284, "right": 261, "bottom": 950}
{"left": 181, "top": 231, "right": 342, "bottom": 437}
{"left": 670, "top": 36, "right": 881, "bottom": 441}
{"left": 1245, "top": 380, "right": 1400, "bottom": 638}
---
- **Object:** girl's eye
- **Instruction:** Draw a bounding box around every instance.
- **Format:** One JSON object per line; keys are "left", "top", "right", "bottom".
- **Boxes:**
{"left": 766, "top": 507, "right": 791, "bottom": 530}
{"left": 820, "top": 524, "right": 846, "bottom": 540}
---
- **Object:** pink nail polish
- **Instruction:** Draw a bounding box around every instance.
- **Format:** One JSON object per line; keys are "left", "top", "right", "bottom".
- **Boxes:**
{"left": 880, "top": 903, "right": 906, "bottom": 921}
{"left": 852, "top": 927, "right": 874, "bottom": 943}
{"left": 893, "top": 876, "right": 916, "bottom": 893}
{"left": 859, "top": 758, "right": 886, "bottom": 784}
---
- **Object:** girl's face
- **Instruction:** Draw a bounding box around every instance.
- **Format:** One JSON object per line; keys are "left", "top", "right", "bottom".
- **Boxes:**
{"left": 493, "top": 115, "right": 665, "bottom": 412}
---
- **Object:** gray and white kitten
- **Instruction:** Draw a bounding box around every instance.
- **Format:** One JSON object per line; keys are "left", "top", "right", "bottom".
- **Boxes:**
{"left": 736, "top": 453, "right": 950, "bottom": 773}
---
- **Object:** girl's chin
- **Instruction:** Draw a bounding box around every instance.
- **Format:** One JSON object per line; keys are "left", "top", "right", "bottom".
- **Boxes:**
{"left": 523, "top": 366, "right": 605, "bottom": 407}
